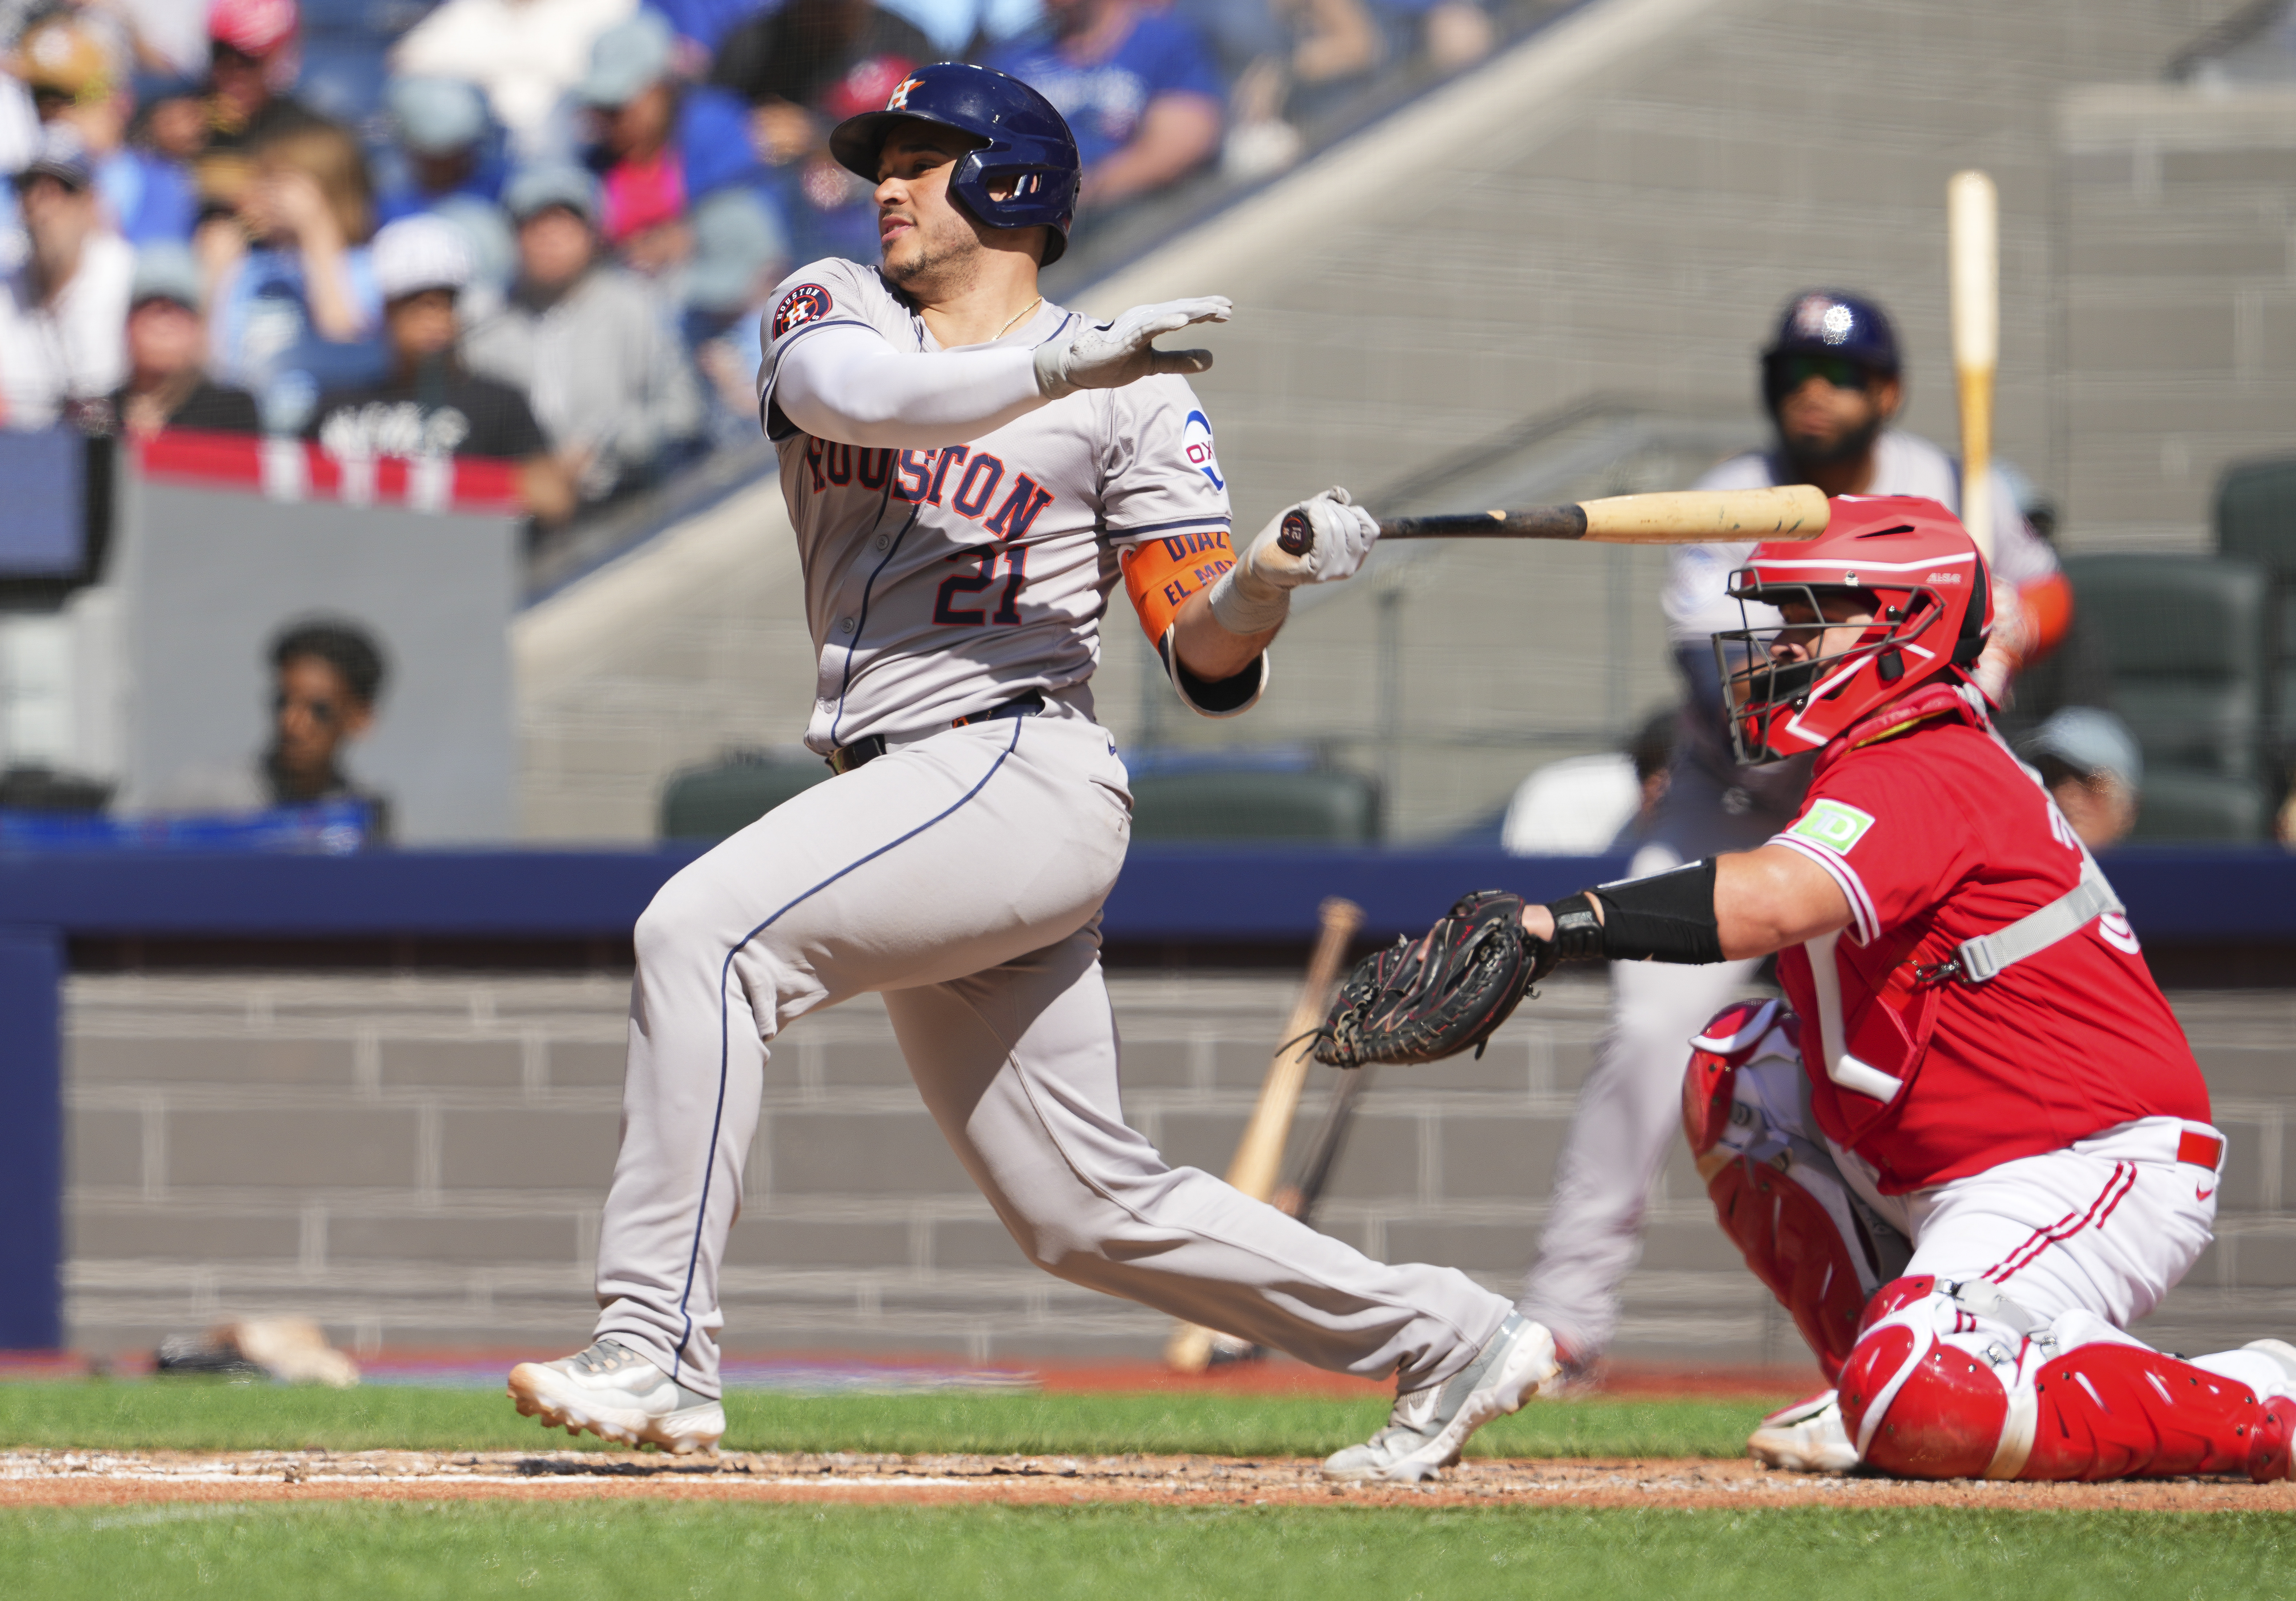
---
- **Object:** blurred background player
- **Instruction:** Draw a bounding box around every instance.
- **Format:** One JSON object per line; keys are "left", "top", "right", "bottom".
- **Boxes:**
{"left": 1516, "top": 288, "right": 2075, "bottom": 1382}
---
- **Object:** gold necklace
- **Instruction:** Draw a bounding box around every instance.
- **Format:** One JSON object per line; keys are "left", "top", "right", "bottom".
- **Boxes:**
{"left": 994, "top": 296, "right": 1043, "bottom": 341}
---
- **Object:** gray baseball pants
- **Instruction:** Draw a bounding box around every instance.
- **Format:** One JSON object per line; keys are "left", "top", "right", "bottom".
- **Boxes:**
{"left": 591, "top": 697, "right": 1512, "bottom": 1398}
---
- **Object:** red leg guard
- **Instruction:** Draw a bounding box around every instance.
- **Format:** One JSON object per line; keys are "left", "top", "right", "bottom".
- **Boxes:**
{"left": 1837, "top": 1322, "right": 2008, "bottom": 1479}
{"left": 2020, "top": 1344, "right": 2267, "bottom": 1482}
{"left": 1706, "top": 1156, "right": 1873, "bottom": 1382}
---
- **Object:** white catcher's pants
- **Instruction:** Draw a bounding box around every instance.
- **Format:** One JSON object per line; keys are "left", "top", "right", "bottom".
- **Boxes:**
{"left": 591, "top": 697, "right": 1511, "bottom": 1396}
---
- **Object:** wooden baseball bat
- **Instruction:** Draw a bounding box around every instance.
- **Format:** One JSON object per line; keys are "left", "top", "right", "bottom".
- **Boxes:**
{"left": 1374, "top": 483, "right": 1827, "bottom": 544}
{"left": 1163, "top": 896, "right": 1364, "bottom": 1375}
{"left": 1271, "top": 1062, "right": 1375, "bottom": 1230}
{"left": 1949, "top": 169, "right": 1998, "bottom": 562}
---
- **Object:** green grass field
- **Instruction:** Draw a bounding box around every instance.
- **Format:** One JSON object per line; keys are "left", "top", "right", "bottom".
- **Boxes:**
{"left": 5, "top": 1383, "right": 2290, "bottom": 1600}
{"left": 0, "top": 1378, "right": 1789, "bottom": 1459}
{"left": 3, "top": 1502, "right": 2291, "bottom": 1601}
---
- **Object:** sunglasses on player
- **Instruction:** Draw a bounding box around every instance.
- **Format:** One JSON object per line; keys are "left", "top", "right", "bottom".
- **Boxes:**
{"left": 1773, "top": 354, "right": 1875, "bottom": 392}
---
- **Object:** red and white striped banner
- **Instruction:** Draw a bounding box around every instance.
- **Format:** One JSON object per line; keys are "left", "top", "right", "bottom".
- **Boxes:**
{"left": 134, "top": 429, "right": 524, "bottom": 515}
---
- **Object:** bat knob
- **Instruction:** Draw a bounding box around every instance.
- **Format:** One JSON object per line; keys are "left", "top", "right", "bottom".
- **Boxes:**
{"left": 1277, "top": 511, "right": 1313, "bottom": 556}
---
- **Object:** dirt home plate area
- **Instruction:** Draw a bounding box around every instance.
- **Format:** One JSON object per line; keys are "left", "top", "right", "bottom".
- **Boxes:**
{"left": 4, "top": 1448, "right": 2290, "bottom": 1513}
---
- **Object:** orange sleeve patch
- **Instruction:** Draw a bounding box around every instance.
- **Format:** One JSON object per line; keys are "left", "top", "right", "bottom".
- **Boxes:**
{"left": 1120, "top": 528, "right": 1236, "bottom": 647}
{"left": 2019, "top": 570, "right": 2074, "bottom": 663}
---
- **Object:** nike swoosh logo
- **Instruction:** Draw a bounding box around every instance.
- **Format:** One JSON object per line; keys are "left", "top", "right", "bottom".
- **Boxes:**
{"left": 2196, "top": 1185, "right": 2217, "bottom": 1201}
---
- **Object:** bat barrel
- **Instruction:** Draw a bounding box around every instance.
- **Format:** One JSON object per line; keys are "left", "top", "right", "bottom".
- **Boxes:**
{"left": 1376, "top": 485, "right": 1829, "bottom": 545}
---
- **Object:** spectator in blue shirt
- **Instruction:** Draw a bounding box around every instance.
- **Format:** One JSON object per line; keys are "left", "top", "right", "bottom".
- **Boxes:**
{"left": 374, "top": 77, "right": 506, "bottom": 226}
{"left": 987, "top": 0, "right": 1222, "bottom": 209}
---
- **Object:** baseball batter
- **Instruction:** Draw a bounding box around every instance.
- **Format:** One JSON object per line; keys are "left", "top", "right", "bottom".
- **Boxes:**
{"left": 1518, "top": 291, "right": 2072, "bottom": 1378}
{"left": 506, "top": 63, "right": 1551, "bottom": 1483}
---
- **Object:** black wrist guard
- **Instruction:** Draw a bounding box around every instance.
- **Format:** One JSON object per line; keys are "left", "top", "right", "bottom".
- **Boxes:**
{"left": 1541, "top": 858, "right": 1725, "bottom": 966}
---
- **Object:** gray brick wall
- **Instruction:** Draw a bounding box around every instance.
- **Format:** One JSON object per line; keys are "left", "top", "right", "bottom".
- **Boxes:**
{"left": 61, "top": 968, "right": 2296, "bottom": 1371}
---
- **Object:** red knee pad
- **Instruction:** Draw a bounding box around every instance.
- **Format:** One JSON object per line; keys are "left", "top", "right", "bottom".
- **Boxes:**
{"left": 1838, "top": 1320, "right": 2008, "bottom": 1479}
{"left": 2021, "top": 1344, "right": 2265, "bottom": 1482}
{"left": 1857, "top": 1275, "right": 1937, "bottom": 1338}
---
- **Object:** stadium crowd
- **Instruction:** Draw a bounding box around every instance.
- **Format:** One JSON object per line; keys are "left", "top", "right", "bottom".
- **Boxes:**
{"left": 0, "top": 0, "right": 1515, "bottom": 527}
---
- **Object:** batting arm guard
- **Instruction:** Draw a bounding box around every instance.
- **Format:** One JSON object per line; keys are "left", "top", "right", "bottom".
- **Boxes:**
{"left": 1121, "top": 535, "right": 1267, "bottom": 718}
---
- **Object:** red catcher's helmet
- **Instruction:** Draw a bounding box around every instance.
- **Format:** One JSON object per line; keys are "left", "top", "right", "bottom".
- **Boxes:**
{"left": 1716, "top": 495, "right": 1992, "bottom": 765}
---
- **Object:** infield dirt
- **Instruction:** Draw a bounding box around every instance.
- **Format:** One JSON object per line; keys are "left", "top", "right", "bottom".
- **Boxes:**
{"left": 4, "top": 1449, "right": 2289, "bottom": 1513}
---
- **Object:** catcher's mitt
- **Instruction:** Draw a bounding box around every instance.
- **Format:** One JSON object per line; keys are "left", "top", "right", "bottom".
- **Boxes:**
{"left": 1312, "top": 890, "right": 1554, "bottom": 1068}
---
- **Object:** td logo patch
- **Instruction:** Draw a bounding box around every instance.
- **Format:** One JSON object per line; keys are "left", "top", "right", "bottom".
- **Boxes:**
{"left": 1789, "top": 799, "right": 1876, "bottom": 855}
{"left": 772, "top": 283, "right": 834, "bottom": 339}
{"left": 1182, "top": 409, "right": 1223, "bottom": 491}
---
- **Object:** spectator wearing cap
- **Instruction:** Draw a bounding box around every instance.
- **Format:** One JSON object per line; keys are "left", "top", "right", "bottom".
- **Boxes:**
{"left": 106, "top": 242, "right": 262, "bottom": 437}
{"left": 988, "top": 0, "right": 1223, "bottom": 210}
{"left": 391, "top": 0, "right": 638, "bottom": 160}
{"left": 1365, "top": 0, "right": 1493, "bottom": 72}
{"left": 573, "top": 10, "right": 759, "bottom": 275}
{"left": 462, "top": 163, "right": 705, "bottom": 506}
{"left": 9, "top": 12, "right": 200, "bottom": 245}
{"left": 375, "top": 75, "right": 505, "bottom": 226}
{"left": 2022, "top": 707, "right": 2143, "bottom": 851}
{"left": 307, "top": 214, "right": 575, "bottom": 523}
{"left": 201, "top": 0, "right": 325, "bottom": 162}
{"left": 679, "top": 184, "right": 790, "bottom": 440}
{"left": 204, "top": 118, "right": 384, "bottom": 428}
{"left": 709, "top": 0, "right": 930, "bottom": 169}
{"left": 0, "top": 126, "right": 134, "bottom": 430}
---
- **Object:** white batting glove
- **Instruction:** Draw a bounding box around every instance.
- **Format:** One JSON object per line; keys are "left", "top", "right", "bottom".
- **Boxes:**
{"left": 1971, "top": 578, "right": 2030, "bottom": 706}
{"left": 1207, "top": 487, "right": 1381, "bottom": 635}
{"left": 1033, "top": 297, "right": 1233, "bottom": 398}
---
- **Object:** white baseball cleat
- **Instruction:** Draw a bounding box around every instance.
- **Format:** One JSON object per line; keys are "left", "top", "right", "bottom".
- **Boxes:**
{"left": 1322, "top": 1313, "right": 1558, "bottom": 1484}
{"left": 2243, "top": 1339, "right": 2296, "bottom": 1396}
{"left": 507, "top": 1339, "right": 725, "bottom": 1455}
{"left": 1748, "top": 1388, "right": 1858, "bottom": 1473}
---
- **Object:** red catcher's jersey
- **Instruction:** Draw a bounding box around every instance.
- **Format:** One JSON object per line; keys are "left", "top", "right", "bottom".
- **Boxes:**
{"left": 1770, "top": 709, "right": 2209, "bottom": 1193}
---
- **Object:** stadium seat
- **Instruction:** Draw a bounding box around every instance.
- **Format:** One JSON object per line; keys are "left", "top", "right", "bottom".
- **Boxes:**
{"left": 2214, "top": 452, "right": 2296, "bottom": 756}
{"left": 658, "top": 749, "right": 829, "bottom": 841}
{"left": 1127, "top": 767, "right": 1381, "bottom": 844}
{"left": 2060, "top": 554, "right": 2270, "bottom": 841}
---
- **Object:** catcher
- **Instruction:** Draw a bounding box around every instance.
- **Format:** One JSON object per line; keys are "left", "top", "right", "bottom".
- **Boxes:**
{"left": 1322, "top": 496, "right": 2296, "bottom": 1482}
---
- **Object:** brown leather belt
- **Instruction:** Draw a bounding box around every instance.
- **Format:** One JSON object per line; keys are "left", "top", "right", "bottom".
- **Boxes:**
{"left": 824, "top": 690, "right": 1046, "bottom": 776}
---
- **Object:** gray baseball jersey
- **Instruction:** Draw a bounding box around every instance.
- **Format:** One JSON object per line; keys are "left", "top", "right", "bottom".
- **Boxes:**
{"left": 757, "top": 258, "right": 1233, "bottom": 754}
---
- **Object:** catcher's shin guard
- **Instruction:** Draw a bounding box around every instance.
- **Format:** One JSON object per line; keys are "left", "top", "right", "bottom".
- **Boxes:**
{"left": 1837, "top": 1281, "right": 2289, "bottom": 1481}
{"left": 1684, "top": 1000, "right": 1905, "bottom": 1381}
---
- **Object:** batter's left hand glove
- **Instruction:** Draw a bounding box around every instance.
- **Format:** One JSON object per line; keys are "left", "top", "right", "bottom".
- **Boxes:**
{"left": 1033, "top": 297, "right": 1233, "bottom": 398}
{"left": 1207, "top": 487, "right": 1380, "bottom": 634}
{"left": 1313, "top": 891, "right": 1554, "bottom": 1068}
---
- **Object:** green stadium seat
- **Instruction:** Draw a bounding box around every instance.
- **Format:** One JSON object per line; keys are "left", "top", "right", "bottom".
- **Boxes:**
{"left": 659, "top": 750, "right": 830, "bottom": 841}
{"left": 2060, "top": 554, "right": 2269, "bottom": 841}
{"left": 2213, "top": 453, "right": 2296, "bottom": 753}
{"left": 1127, "top": 767, "right": 1381, "bottom": 844}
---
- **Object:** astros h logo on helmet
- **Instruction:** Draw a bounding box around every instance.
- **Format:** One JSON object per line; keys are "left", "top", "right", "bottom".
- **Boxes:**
{"left": 886, "top": 76, "right": 920, "bottom": 110}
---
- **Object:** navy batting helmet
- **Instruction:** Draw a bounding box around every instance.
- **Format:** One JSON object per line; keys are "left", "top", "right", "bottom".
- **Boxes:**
{"left": 1760, "top": 290, "right": 1899, "bottom": 405}
{"left": 829, "top": 63, "right": 1081, "bottom": 266}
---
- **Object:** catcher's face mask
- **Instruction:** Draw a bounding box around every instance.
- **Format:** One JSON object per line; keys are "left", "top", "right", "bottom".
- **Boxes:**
{"left": 1712, "top": 496, "right": 1992, "bottom": 764}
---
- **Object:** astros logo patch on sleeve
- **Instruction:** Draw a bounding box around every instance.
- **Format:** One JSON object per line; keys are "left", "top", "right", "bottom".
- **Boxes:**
{"left": 772, "top": 284, "right": 834, "bottom": 339}
{"left": 1789, "top": 799, "right": 1877, "bottom": 854}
